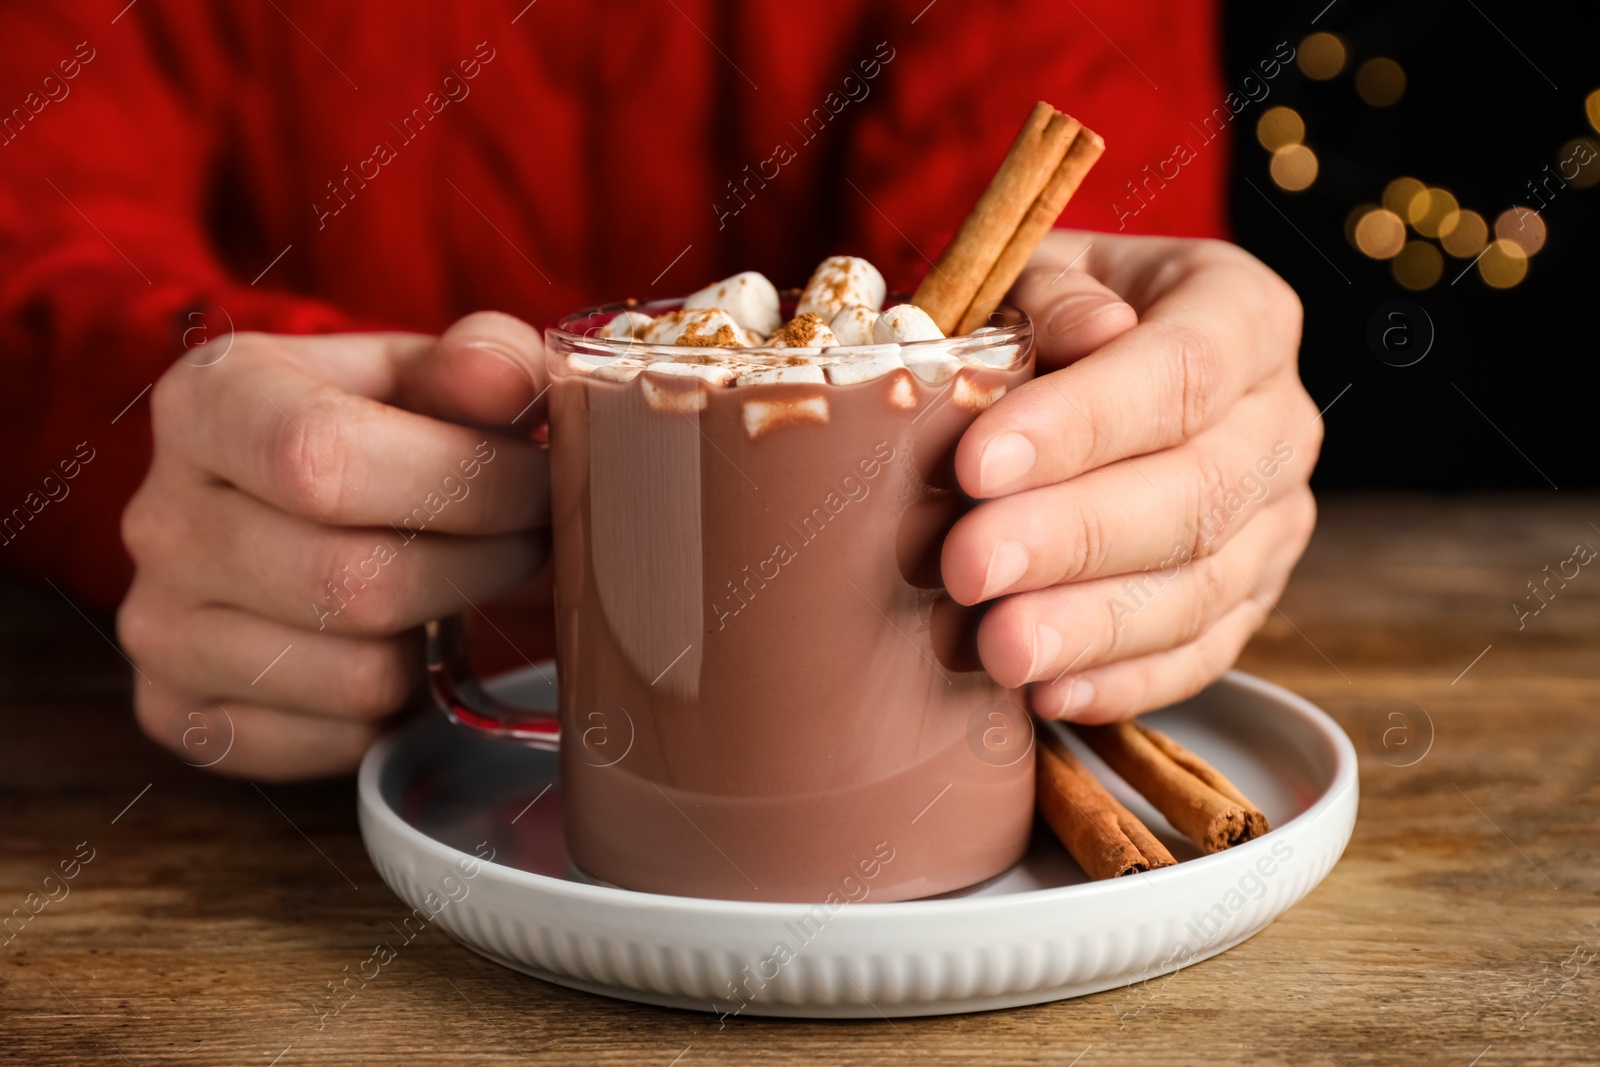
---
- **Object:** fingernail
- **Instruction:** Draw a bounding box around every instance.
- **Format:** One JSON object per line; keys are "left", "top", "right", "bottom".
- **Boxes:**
{"left": 461, "top": 340, "right": 532, "bottom": 375}
{"left": 1056, "top": 675, "right": 1097, "bottom": 717}
{"left": 1047, "top": 295, "right": 1132, "bottom": 337}
{"left": 980, "top": 540, "right": 1030, "bottom": 600}
{"left": 1029, "top": 623, "right": 1063, "bottom": 681}
{"left": 978, "top": 432, "right": 1036, "bottom": 494}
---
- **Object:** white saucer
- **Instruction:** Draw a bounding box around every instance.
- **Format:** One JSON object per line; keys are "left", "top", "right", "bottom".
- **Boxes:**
{"left": 357, "top": 668, "right": 1357, "bottom": 1018}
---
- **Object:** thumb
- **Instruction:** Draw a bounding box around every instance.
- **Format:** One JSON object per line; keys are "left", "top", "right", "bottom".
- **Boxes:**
{"left": 1011, "top": 249, "right": 1138, "bottom": 369}
{"left": 397, "top": 311, "right": 547, "bottom": 428}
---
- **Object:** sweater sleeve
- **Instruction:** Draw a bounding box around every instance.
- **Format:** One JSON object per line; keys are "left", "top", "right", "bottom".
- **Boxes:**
{"left": 0, "top": 1, "right": 371, "bottom": 609}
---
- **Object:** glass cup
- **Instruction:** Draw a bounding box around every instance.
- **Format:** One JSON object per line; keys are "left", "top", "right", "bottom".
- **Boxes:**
{"left": 429, "top": 295, "right": 1037, "bottom": 902}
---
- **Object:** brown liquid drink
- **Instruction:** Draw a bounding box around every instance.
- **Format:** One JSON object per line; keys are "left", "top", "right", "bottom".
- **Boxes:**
{"left": 546, "top": 294, "right": 1037, "bottom": 903}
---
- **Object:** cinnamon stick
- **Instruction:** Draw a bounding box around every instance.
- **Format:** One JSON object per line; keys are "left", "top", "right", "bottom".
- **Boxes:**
{"left": 1036, "top": 726, "right": 1176, "bottom": 880}
{"left": 1071, "top": 721, "right": 1269, "bottom": 853}
{"left": 911, "top": 102, "right": 1080, "bottom": 334}
{"left": 955, "top": 126, "right": 1105, "bottom": 334}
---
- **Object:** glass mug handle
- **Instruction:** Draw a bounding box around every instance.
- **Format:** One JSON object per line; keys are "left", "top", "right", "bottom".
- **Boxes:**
{"left": 423, "top": 616, "right": 560, "bottom": 751}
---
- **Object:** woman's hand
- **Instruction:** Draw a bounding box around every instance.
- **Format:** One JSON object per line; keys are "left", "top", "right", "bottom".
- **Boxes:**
{"left": 943, "top": 230, "right": 1320, "bottom": 721}
{"left": 117, "top": 313, "right": 550, "bottom": 780}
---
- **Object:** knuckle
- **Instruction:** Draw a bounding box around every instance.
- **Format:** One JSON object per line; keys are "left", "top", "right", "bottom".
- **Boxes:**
{"left": 1158, "top": 320, "right": 1221, "bottom": 441}
{"left": 314, "top": 537, "right": 408, "bottom": 635}
{"left": 115, "top": 590, "right": 164, "bottom": 670}
{"left": 1181, "top": 559, "right": 1231, "bottom": 646}
{"left": 1288, "top": 486, "right": 1319, "bottom": 548}
{"left": 1186, "top": 241, "right": 1263, "bottom": 293}
{"left": 1231, "top": 251, "right": 1303, "bottom": 349}
{"left": 267, "top": 396, "right": 355, "bottom": 522}
{"left": 1186, "top": 449, "right": 1239, "bottom": 559}
{"left": 1098, "top": 592, "right": 1132, "bottom": 659}
{"left": 1253, "top": 264, "right": 1304, "bottom": 345}
{"left": 1189, "top": 243, "right": 1303, "bottom": 357}
{"left": 1058, "top": 502, "right": 1111, "bottom": 583}
{"left": 1296, "top": 385, "right": 1326, "bottom": 459}
{"left": 1305, "top": 412, "right": 1326, "bottom": 462}
{"left": 119, "top": 489, "right": 169, "bottom": 565}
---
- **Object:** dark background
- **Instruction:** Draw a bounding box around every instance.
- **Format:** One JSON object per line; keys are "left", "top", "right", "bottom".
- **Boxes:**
{"left": 1225, "top": 0, "right": 1597, "bottom": 489}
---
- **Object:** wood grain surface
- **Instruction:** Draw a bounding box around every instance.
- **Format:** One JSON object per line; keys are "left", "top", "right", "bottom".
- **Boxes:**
{"left": 2, "top": 494, "right": 1597, "bottom": 1065}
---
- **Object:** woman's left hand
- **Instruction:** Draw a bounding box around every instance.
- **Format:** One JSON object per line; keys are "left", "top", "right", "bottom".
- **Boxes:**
{"left": 942, "top": 229, "right": 1321, "bottom": 721}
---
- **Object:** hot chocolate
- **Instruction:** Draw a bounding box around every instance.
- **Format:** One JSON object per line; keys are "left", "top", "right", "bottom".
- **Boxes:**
{"left": 545, "top": 258, "right": 1037, "bottom": 902}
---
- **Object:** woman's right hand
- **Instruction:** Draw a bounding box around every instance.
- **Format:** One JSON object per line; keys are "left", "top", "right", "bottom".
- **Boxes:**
{"left": 117, "top": 312, "right": 551, "bottom": 780}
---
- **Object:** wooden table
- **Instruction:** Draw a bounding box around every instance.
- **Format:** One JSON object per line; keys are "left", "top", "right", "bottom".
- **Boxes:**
{"left": 3, "top": 494, "right": 1597, "bottom": 1065}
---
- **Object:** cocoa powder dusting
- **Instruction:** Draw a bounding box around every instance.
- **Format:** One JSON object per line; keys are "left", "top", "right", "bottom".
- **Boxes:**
{"left": 769, "top": 313, "right": 826, "bottom": 347}
{"left": 678, "top": 322, "right": 740, "bottom": 347}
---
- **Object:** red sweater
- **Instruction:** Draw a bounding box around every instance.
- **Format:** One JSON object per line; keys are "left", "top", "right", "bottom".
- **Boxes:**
{"left": 0, "top": 0, "right": 1228, "bottom": 609}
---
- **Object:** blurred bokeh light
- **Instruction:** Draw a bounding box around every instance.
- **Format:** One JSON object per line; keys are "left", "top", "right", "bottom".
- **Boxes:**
{"left": 1407, "top": 187, "right": 1460, "bottom": 238}
{"left": 1298, "top": 33, "right": 1347, "bottom": 80}
{"left": 1439, "top": 209, "right": 1489, "bottom": 258}
{"left": 1383, "top": 177, "right": 1426, "bottom": 216}
{"left": 1270, "top": 144, "right": 1319, "bottom": 191}
{"left": 1391, "top": 240, "right": 1444, "bottom": 289}
{"left": 1494, "top": 208, "right": 1547, "bottom": 255}
{"left": 1353, "top": 208, "right": 1407, "bottom": 258}
{"left": 1560, "top": 136, "right": 1600, "bottom": 189}
{"left": 1355, "top": 57, "right": 1406, "bottom": 106}
{"left": 1257, "top": 106, "right": 1306, "bottom": 151}
{"left": 1477, "top": 239, "right": 1529, "bottom": 288}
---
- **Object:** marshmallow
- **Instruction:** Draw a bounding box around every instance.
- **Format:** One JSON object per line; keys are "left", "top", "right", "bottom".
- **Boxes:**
{"left": 641, "top": 375, "right": 708, "bottom": 413}
{"left": 645, "top": 361, "right": 744, "bottom": 386}
{"left": 953, "top": 376, "right": 1007, "bottom": 411}
{"left": 683, "top": 271, "right": 783, "bottom": 336}
{"left": 830, "top": 306, "right": 879, "bottom": 347}
{"left": 643, "top": 308, "right": 747, "bottom": 347}
{"left": 958, "top": 327, "right": 1023, "bottom": 367}
{"left": 873, "top": 304, "right": 945, "bottom": 344}
{"left": 736, "top": 365, "right": 827, "bottom": 386}
{"left": 600, "top": 310, "right": 653, "bottom": 340}
{"left": 903, "top": 355, "right": 962, "bottom": 384}
{"left": 887, "top": 375, "right": 917, "bottom": 409}
{"left": 823, "top": 344, "right": 904, "bottom": 385}
{"left": 569, "top": 350, "right": 648, "bottom": 376}
{"left": 797, "top": 256, "right": 887, "bottom": 318}
{"left": 743, "top": 396, "right": 830, "bottom": 438}
{"left": 589, "top": 358, "right": 648, "bottom": 382}
{"left": 732, "top": 349, "right": 814, "bottom": 366}
{"left": 961, "top": 343, "right": 1023, "bottom": 368}
{"left": 567, "top": 351, "right": 615, "bottom": 373}
{"left": 767, "top": 313, "right": 839, "bottom": 349}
